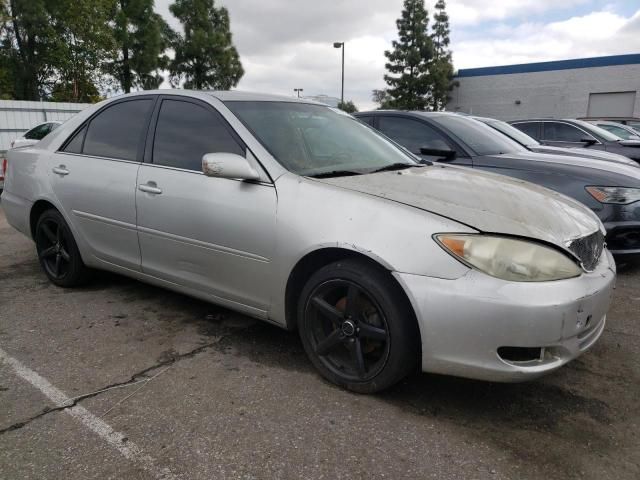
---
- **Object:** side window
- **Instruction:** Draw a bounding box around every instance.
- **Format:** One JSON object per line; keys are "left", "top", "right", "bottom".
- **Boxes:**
{"left": 62, "top": 125, "right": 87, "bottom": 154}
{"left": 83, "top": 99, "right": 153, "bottom": 161}
{"left": 378, "top": 116, "right": 451, "bottom": 154}
{"left": 152, "top": 99, "right": 244, "bottom": 172}
{"left": 24, "top": 123, "right": 51, "bottom": 140}
{"left": 358, "top": 116, "right": 375, "bottom": 126}
{"left": 513, "top": 122, "right": 540, "bottom": 139}
{"left": 543, "top": 122, "right": 591, "bottom": 142}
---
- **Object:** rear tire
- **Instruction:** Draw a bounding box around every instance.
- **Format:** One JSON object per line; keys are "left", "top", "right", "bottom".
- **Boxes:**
{"left": 35, "top": 209, "right": 90, "bottom": 287}
{"left": 297, "top": 258, "right": 419, "bottom": 393}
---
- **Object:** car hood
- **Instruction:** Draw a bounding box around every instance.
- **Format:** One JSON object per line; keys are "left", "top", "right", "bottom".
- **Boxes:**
{"left": 488, "top": 150, "right": 640, "bottom": 180}
{"left": 619, "top": 140, "right": 640, "bottom": 147}
{"left": 529, "top": 144, "right": 638, "bottom": 166}
{"left": 314, "top": 165, "right": 602, "bottom": 247}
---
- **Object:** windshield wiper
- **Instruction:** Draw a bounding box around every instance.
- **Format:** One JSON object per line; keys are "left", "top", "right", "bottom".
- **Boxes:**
{"left": 370, "top": 162, "right": 422, "bottom": 173}
{"left": 306, "top": 170, "right": 363, "bottom": 178}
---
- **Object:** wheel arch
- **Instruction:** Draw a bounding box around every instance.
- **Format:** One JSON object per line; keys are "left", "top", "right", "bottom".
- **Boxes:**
{"left": 29, "top": 199, "right": 59, "bottom": 239}
{"left": 283, "top": 247, "right": 421, "bottom": 342}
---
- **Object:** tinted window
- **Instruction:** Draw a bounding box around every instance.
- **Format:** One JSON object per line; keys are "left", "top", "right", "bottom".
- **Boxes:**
{"left": 598, "top": 124, "right": 636, "bottom": 140}
{"left": 543, "top": 122, "right": 590, "bottom": 142}
{"left": 484, "top": 120, "right": 539, "bottom": 146}
{"left": 83, "top": 99, "right": 153, "bottom": 161}
{"left": 513, "top": 122, "right": 541, "bottom": 139}
{"left": 153, "top": 100, "right": 244, "bottom": 171}
{"left": 430, "top": 115, "right": 524, "bottom": 156}
{"left": 378, "top": 116, "right": 452, "bottom": 154}
{"left": 358, "top": 116, "right": 375, "bottom": 126}
{"left": 24, "top": 123, "right": 51, "bottom": 140}
{"left": 62, "top": 125, "right": 87, "bottom": 154}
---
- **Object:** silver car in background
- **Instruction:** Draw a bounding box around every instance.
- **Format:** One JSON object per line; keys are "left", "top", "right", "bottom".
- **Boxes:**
{"left": 1, "top": 91, "right": 615, "bottom": 392}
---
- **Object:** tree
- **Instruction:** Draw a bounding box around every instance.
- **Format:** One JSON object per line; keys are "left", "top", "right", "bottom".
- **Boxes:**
{"left": 49, "top": 0, "right": 116, "bottom": 102}
{"left": 383, "top": 0, "right": 434, "bottom": 110}
{"left": 371, "top": 89, "right": 392, "bottom": 109}
{"left": 1, "top": 0, "right": 115, "bottom": 101}
{"left": 429, "top": 0, "right": 454, "bottom": 110}
{"left": 169, "top": 0, "right": 243, "bottom": 90}
{"left": 337, "top": 100, "right": 358, "bottom": 113}
{"left": 108, "top": 0, "right": 174, "bottom": 93}
{"left": 1, "top": 0, "right": 59, "bottom": 100}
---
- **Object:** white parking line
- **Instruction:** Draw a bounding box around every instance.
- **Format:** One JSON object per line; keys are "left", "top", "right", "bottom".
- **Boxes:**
{"left": 0, "top": 347, "right": 178, "bottom": 480}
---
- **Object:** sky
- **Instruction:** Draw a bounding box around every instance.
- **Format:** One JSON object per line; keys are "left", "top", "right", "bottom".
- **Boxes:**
{"left": 155, "top": 0, "right": 640, "bottom": 110}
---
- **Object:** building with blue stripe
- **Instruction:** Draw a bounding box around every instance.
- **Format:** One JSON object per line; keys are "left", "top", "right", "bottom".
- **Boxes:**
{"left": 446, "top": 54, "right": 640, "bottom": 121}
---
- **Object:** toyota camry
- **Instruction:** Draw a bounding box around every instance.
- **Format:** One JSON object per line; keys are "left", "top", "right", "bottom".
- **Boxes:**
{"left": 1, "top": 91, "right": 615, "bottom": 392}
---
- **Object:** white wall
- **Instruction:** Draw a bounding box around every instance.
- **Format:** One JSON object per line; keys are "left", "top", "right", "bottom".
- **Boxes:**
{"left": 0, "top": 100, "right": 92, "bottom": 151}
{"left": 446, "top": 64, "right": 640, "bottom": 121}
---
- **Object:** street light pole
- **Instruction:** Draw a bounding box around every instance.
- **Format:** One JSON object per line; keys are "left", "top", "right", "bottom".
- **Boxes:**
{"left": 333, "top": 42, "right": 344, "bottom": 105}
{"left": 293, "top": 88, "right": 303, "bottom": 98}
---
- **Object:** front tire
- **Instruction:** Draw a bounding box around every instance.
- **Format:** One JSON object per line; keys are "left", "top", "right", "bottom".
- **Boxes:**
{"left": 35, "top": 209, "right": 90, "bottom": 287}
{"left": 297, "top": 258, "right": 419, "bottom": 393}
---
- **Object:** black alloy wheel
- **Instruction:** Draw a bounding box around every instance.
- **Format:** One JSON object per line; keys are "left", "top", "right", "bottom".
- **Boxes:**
{"left": 305, "top": 279, "right": 390, "bottom": 382}
{"left": 35, "top": 209, "right": 90, "bottom": 287}
{"left": 298, "top": 258, "right": 419, "bottom": 393}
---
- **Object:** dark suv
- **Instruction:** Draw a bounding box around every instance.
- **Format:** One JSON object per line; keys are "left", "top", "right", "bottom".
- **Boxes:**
{"left": 510, "top": 119, "right": 640, "bottom": 163}
{"left": 355, "top": 111, "right": 640, "bottom": 257}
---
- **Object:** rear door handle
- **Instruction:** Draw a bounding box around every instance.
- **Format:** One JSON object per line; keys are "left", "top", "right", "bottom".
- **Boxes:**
{"left": 138, "top": 183, "right": 162, "bottom": 195}
{"left": 52, "top": 165, "right": 69, "bottom": 176}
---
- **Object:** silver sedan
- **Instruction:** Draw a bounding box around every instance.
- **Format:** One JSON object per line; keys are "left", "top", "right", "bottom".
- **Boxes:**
{"left": 1, "top": 91, "right": 616, "bottom": 393}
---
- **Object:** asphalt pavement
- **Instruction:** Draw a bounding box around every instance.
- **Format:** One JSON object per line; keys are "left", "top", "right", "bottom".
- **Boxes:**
{"left": 1, "top": 207, "right": 639, "bottom": 480}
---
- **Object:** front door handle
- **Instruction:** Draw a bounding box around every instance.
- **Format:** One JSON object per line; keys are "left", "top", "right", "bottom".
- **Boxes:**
{"left": 138, "top": 182, "right": 162, "bottom": 195}
{"left": 52, "top": 165, "right": 69, "bottom": 176}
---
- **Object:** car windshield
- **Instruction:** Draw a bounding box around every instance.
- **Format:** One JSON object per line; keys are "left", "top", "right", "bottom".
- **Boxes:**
{"left": 481, "top": 118, "right": 540, "bottom": 147}
{"left": 430, "top": 115, "right": 525, "bottom": 156}
{"left": 224, "top": 101, "right": 416, "bottom": 176}
{"left": 572, "top": 119, "right": 621, "bottom": 142}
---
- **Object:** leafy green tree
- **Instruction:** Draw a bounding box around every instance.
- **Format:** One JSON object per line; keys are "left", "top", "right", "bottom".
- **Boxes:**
{"left": 48, "top": 0, "right": 116, "bottom": 102}
{"left": 1, "top": 0, "right": 59, "bottom": 100}
{"left": 430, "top": 0, "right": 454, "bottom": 110}
{"left": 169, "top": 0, "right": 243, "bottom": 90}
{"left": 383, "top": 0, "right": 434, "bottom": 110}
{"left": 109, "top": 0, "right": 174, "bottom": 93}
{"left": 338, "top": 100, "right": 358, "bottom": 113}
{"left": 1, "top": 0, "right": 115, "bottom": 101}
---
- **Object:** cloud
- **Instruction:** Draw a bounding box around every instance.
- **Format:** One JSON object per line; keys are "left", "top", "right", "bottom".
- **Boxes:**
{"left": 154, "top": 1, "right": 640, "bottom": 111}
{"left": 453, "top": 10, "right": 640, "bottom": 69}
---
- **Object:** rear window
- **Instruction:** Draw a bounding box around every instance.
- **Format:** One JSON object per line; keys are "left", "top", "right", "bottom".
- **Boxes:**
{"left": 82, "top": 99, "right": 153, "bottom": 161}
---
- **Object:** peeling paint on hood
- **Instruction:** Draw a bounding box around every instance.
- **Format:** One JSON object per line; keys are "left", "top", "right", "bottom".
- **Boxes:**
{"left": 315, "top": 165, "right": 603, "bottom": 247}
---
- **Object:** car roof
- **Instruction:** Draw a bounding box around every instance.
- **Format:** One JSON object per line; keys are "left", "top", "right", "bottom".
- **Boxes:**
{"left": 102, "top": 89, "right": 323, "bottom": 105}
{"left": 355, "top": 110, "right": 458, "bottom": 119}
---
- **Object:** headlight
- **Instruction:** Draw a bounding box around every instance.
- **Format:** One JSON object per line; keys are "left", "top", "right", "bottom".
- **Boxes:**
{"left": 435, "top": 234, "right": 582, "bottom": 282}
{"left": 586, "top": 186, "right": 640, "bottom": 204}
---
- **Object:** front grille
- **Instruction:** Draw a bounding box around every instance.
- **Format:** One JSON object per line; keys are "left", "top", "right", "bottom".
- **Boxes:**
{"left": 566, "top": 230, "right": 605, "bottom": 272}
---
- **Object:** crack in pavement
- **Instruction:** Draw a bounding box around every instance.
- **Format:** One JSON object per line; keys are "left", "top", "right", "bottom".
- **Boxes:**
{"left": 0, "top": 335, "right": 228, "bottom": 435}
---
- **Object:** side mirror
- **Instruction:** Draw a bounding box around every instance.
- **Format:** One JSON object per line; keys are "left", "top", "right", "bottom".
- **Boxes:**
{"left": 202, "top": 152, "right": 260, "bottom": 181}
{"left": 580, "top": 137, "right": 597, "bottom": 146}
{"left": 419, "top": 147, "right": 457, "bottom": 161}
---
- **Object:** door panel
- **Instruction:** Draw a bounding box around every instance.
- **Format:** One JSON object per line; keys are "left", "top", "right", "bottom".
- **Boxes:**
{"left": 136, "top": 96, "right": 277, "bottom": 309}
{"left": 49, "top": 153, "right": 141, "bottom": 269}
{"left": 49, "top": 97, "right": 155, "bottom": 270}
{"left": 136, "top": 166, "right": 277, "bottom": 309}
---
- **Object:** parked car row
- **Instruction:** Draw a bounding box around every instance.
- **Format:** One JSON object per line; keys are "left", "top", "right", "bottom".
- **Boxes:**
{"left": 510, "top": 118, "right": 640, "bottom": 163}
{"left": 1, "top": 90, "right": 619, "bottom": 393}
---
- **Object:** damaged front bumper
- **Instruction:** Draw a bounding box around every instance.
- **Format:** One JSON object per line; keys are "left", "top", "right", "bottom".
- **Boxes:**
{"left": 394, "top": 249, "right": 616, "bottom": 382}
